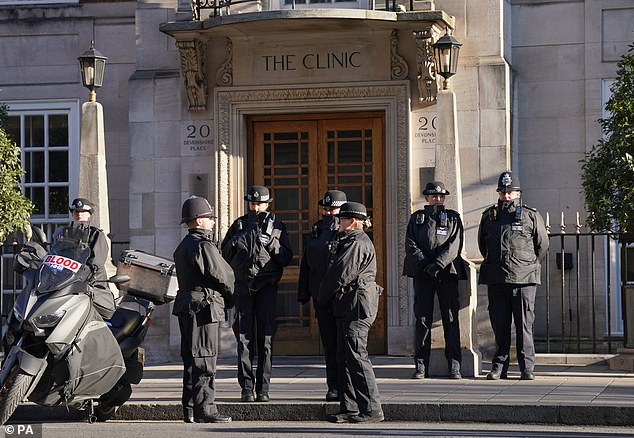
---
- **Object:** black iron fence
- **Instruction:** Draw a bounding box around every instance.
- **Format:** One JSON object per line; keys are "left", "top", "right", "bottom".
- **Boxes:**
{"left": 0, "top": 237, "right": 26, "bottom": 344}
{"left": 192, "top": 0, "right": 410, "bottom": 20}
{"left": 538, "top": 212, "right": 633, "bottom": 354}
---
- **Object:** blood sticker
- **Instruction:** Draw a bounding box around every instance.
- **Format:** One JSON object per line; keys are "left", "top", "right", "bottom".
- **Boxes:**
{"left": 43, "top": 255, "right": 82, "bottom": 273}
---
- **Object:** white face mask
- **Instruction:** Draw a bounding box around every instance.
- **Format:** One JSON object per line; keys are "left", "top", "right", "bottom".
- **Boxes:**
{"left": 72, "top": 210, "right": 91, "bottom": 223}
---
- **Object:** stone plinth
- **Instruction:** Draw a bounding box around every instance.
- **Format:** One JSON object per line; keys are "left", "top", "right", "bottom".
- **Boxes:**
{"left": 79, "top": 101, "right": 117, "bottom": 292}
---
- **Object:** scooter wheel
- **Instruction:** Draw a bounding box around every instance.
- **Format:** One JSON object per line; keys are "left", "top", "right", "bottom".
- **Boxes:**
{"left": 95, "top": 405, "right": 118, "bottom": 422}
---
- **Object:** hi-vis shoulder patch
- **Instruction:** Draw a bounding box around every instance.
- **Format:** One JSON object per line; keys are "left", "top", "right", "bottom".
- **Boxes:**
{"left": 415, "top": 211, "right": 425, "bottom": 225}
{"left": 483, "top": 205, "right": 497, "bottom": 222}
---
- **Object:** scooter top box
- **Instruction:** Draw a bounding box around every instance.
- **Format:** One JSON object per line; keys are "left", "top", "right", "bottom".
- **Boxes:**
{"left": 116, "top": 249, "right": 177, "bottom": 304}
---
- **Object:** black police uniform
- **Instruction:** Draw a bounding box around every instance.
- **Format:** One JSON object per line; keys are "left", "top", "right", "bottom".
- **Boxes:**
{"left": 298, "top": 216, "right": 340, "bottom": 397}
{"left": 54, "top": 198, "right": 115, "bottom": 319}
{"left": 221, "top": 203, "right": 293, "bottom": 400}
{"left": 173, "top": 227, "right": 235, "bottom": 422}
{"left": 403, "top": 200, "right": 466, "bottom": 378}
{"left": 318, "top": 203, "right": 383, "bottom": 422}
{"left": 478, "top": 174, "right": 549, "bottom": 378}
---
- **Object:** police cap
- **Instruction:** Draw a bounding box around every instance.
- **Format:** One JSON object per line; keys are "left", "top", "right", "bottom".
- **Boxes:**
{"left": 423, "top": 181, "right": 450, "bottom": 196}
{"left": 69, "top": 198, "right": 94, "bottom": 213}
{"left": 336, "top": 202, "right": 368, "bottom": 220}
{"left": 318, "top": 190, "right": 347, "bottom": 207}
{"left": 245, "top": 185, "right": 273, "bottom": 203}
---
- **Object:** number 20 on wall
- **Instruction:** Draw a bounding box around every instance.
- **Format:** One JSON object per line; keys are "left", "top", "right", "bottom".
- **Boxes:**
{"left": 418, "top": 116, "right": 437, "bottom": 131}
{"left": 186, "top": 124, "right": 211, "bottom": 138}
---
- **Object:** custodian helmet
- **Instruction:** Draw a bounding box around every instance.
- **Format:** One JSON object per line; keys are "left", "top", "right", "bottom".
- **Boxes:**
{"left": 181, "top": 196, "right": 215, "bottom": 224}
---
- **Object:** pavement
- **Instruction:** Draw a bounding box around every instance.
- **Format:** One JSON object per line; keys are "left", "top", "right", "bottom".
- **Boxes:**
{"left": 10, "top": 355, "right": 634, "bottom": 426}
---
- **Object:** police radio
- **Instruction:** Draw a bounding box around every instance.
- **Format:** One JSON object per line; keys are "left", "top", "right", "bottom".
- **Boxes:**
{"left": 437, "top": 207, "right": 448, "bottom": 236}
{"left": 511, "top": 198, "right": 523, "bottom": 231}
{"left": 329, "top": 238, "right": 339, "bottom": 256}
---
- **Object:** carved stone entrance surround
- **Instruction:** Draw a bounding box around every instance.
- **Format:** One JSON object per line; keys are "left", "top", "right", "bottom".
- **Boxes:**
{"left": 214, "top": 81, "right": 412, "bottom": 353}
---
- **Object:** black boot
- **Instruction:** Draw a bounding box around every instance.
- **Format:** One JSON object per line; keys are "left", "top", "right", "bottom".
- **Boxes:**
{"left": 486, "top": 368, "right": 503, "bottom": 380}
{"left": 194, "top": 412, "right": 232, "bottom": 423}
{"left": 325, "top": 388, "right": 339, "bottom": 401}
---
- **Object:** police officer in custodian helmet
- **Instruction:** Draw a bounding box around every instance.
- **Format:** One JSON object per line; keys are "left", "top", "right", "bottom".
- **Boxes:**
{"left": 221, "top": 186, "right": 293, "bottom": 403}
{"left": 403, "top": 182, "right": 467, "bottom": 379}
{"left": 298, "top": 189, "right": 347, "bottom": 401}
{"left": 478, "top": 172, "right": 549, "bottom": 380}
{"left": 173, "top": 196, "right": 235, "bottom": 423}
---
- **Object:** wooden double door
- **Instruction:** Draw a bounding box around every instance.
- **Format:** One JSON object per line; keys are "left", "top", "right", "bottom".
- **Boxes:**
{"left": 247, "top": 112, "right": 386, "bottom": 354}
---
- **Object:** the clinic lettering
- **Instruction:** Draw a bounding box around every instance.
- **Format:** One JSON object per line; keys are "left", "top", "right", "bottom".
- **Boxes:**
{"left": 261, "top": 51, "right": 362, "bottom": 72}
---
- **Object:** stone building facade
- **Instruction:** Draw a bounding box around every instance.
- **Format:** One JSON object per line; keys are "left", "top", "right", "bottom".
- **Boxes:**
{"left": 0, "top": 0, "right": 632, "bottom": 367}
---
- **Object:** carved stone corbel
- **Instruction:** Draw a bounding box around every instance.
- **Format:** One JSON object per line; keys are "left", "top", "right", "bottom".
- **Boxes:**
{"left": 176, "top": 39, "right": 208, "bottom": 111}
{"left": 413, "top": 29, "right": 439, "bottom": 103}
{"left": 216, "top": 37, "right": 233, "bottom": 87}
{"left": 390, "top": 30, "right": 409, "bottom": 80}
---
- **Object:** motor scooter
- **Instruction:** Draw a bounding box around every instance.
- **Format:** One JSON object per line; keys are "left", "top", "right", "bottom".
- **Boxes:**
{"left": 0, "top": 223, "right": 172, "bottom": 424}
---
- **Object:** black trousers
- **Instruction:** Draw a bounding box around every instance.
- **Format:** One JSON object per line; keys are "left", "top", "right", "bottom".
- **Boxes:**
{"left": 178, "top": 311, "right": 218, "bottom": 418}
{"left": 233, "top": 282, "right": 278, "bottom": 394}
{"left": 487, "top": 284, "right": 537, "bottom": 372}
{"left": 315, "top": 303, "right": 339, "bottom": 393}
{"left": 337, "top": 316, "right": 381, "bottom": 415}
{"left": 413, "top": 272, "right": 462, "bottom": 375}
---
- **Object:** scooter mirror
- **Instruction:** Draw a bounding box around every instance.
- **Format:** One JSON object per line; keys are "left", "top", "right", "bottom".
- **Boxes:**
{"left": 109, "top": 274, "right": 130, "bottom": 284}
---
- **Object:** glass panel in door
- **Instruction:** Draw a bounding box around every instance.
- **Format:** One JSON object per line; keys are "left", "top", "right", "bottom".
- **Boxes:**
{"left": 250, "top": 115, "right": 385, "bottom": 355}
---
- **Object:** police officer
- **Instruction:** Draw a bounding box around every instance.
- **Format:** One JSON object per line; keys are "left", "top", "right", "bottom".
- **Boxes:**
{"left": 403, "top": 182, "right": 466, "bottom": 380}
{"left": 478, "top": 172, "right": 549, "bottom": 380}
{"left": 319, "top": 202, "right": 384, "bottom": 424}
{"left": 54, "top": 198, "right": 115, "bottom": 319}
{"left": 66, "top": 198, "right": 109, "bottom": 282}
{"left": 298, "top": 189, "right": 347, "bottom": 401}
{"left": 221, "top": 185, "right": 293, "bottom": 403}
{"left": 173, "top": 196, "right": 235, "bottom": 423}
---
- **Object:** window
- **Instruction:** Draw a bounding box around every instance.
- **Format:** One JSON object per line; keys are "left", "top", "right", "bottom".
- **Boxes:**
{"left": 4, "top": 100, "right": 80, "bottom": 239}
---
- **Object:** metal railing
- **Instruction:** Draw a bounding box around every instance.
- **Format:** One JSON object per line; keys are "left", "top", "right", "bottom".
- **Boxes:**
{"left": 192, "top": 0, "right": 409, "bottom": 20}
{"left": 0, "top": 236, "right": 26, "bottom": 345}
{"left": 539, "top": 212, "right": 632, "bottom": 354}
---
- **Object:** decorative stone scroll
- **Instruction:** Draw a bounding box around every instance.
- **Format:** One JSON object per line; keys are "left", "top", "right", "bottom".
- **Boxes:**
{"left": 390, "top": 30, "right": 409, "bottom": 80}
{"left": 176, "top": 39, "right": 208, "bottom": 111}
{"left": 216, "top": 37, "right": 233, "bottom": 87}
{"left": 413, "top": 29, "right": 439, "bottom": 103}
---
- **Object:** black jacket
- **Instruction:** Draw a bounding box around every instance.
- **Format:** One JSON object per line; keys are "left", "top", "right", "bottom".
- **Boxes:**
{"left": 221, "top": 211, "right": 293, "bottom": 289}
{"left": 318, "top": 229, "right": 381, "bottom": 321}
{"left": 53, "top": 222, "right": 109, "bottom": 282}
{"left": 402, "top": 205, "right": 467, "bottom": 279}
{"left": 478, "top": 200, "right": 549, "bottom": 285}
{"left": 173, "top": 228, "right": 235, "bottom": 321}
{"left": 298, "top": 216, "right": 339, "bottom": 305}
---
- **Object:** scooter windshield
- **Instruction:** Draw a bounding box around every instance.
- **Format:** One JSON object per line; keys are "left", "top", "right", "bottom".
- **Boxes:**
{"left": 37, "top": 224, "right": 92, "bottom": 294}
